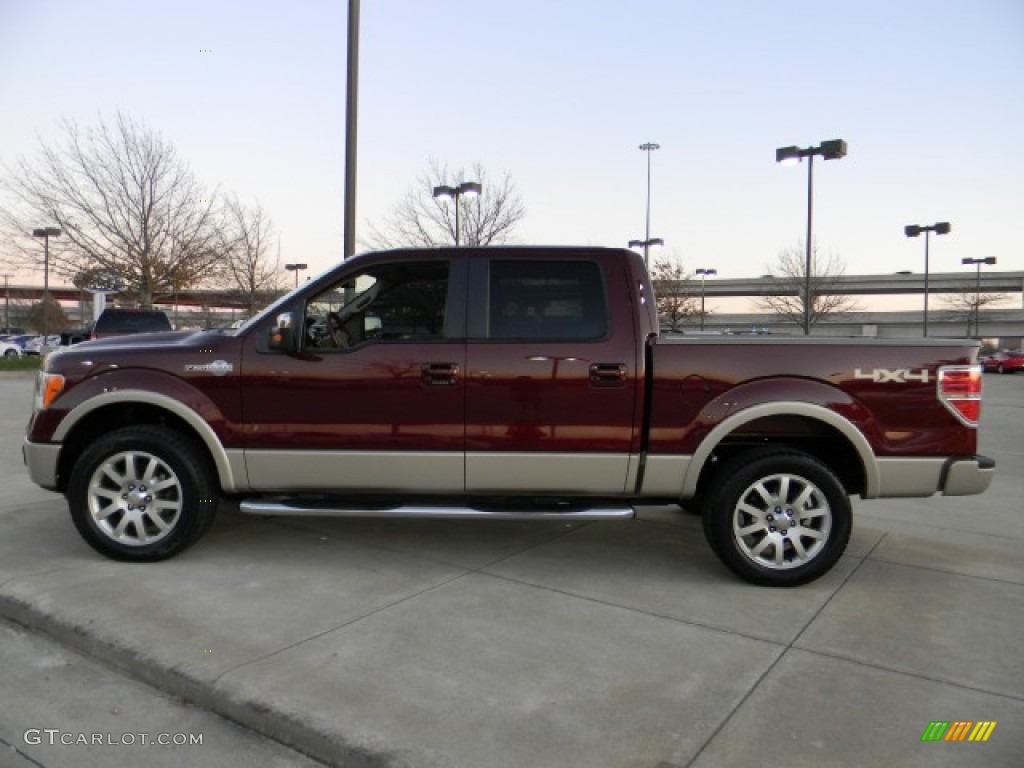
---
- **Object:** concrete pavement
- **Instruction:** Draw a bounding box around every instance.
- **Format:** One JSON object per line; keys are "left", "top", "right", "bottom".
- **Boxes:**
{"left": 0, "top": 371, "right": 1022, "bottom": 766}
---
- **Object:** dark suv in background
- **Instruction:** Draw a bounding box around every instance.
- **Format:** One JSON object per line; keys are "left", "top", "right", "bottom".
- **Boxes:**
{"left": 90, "top": 308, "right": 172, "bottom": 340}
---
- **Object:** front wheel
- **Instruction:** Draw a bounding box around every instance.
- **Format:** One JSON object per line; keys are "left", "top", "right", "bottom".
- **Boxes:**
{"left": 702, "top": 449, "right": 851, "bottom": 586}
{"left": 67, "top": 425, "right": 218, "bottom": 561}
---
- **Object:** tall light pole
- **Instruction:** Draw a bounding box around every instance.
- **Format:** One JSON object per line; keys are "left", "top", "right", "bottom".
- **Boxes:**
{"left": 962, "top": 256, "right": 997, "bottom": 338}
{"left": 284, "top": 263, "right": 308, "bottom": 289}
{"left": 638, "top": 142, "right": 660, "bottom": 268}
{"left": 904, "top": 222, "right": 950, "bottom": 337}
{"left": 2, "top": 274, "right": 10, "bottom": 333}
{"left": 695, "top": 267, "right": 717, "bottom": 330}
{"left": 776, "top": 139, "right": 847, "bottom": 335}
{"left": 343, "top": 0, "right": 359, "bottom": 259}
{"left": 32, "top": 227, "right": 61, "bottom": 346}
{"left": 432, "top": 181, "right": 481, "bottom": 246}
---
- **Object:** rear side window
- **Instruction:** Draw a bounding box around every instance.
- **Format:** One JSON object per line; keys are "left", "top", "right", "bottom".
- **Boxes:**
{"left": 488, "top": 260, "right": 607, "bottom": 340}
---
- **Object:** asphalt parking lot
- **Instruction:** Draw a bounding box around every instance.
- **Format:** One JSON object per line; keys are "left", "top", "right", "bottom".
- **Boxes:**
{"left": 0, "top": 370, "right": 1022, "bottom": 767}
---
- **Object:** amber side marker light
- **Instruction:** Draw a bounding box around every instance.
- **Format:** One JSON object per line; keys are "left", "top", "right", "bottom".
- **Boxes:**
{"left": 938, "top": 365, "right": 982, "bottom": 426}
{"left": 38, "top": 373, "right": 66, "bottom": 410}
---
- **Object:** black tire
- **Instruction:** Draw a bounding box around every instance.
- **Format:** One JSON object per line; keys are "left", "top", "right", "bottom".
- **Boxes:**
{"left": 67, "top": 425, "right": 218, "bottom": 561}
{"left": 998, "top": 364, "right": 1005, "bottom": 374}
{"left": 3, "top": 349, "right": 17, "bottom": 358}
{"left": 702, "top": 448, "right": 851, "bottom": 586}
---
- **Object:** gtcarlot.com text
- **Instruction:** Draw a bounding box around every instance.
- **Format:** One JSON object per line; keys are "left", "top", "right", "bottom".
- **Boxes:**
{"left": 24, "top": 729, "right": 203, "bottom": 747}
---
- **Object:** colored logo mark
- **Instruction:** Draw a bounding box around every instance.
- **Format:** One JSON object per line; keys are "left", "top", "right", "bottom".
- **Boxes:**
{"left": 921, "top": 721, "right": 996, "bottom": 742}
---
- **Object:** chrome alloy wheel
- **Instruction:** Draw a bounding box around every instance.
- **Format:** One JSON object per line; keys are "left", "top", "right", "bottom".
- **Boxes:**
{"left": 86, "top": 450, "right": 183, "bottom": 547}
{"left": 731, "top": 472, "right": 832, "bottom": 570}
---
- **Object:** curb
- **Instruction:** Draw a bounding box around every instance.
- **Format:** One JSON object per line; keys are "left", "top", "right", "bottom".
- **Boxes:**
{"left": 0, "top": 592, "right": 394, "bottom": 768}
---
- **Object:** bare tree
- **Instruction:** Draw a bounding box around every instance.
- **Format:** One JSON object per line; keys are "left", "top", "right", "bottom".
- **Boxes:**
{"left": 220, "top": 196, "right": 280, "bottom": 316}
{"left": 0, "top": 113, "right": 226, "bottom": 307}
{"left": 364, "top": 160, "right": 525, "bottom": 248}
{"left": 650, "top": 256, "right": 699, "bottom": 331}
{"left": 756, "top": 242, "right": 858, "bottom": 330}
{"left": 938, "top": 287, "right": 1010, "bottom": 337}
{"left": 25, "top": 296, "right": 69, "bottom": 335}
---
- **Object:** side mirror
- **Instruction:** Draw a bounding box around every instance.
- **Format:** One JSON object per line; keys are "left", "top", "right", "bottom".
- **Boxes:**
{"left": 268, "top": 311, "right": 296, "bottom": 352}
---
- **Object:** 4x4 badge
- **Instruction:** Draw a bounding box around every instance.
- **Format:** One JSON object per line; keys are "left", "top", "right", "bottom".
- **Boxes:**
{"left": 854, "top": 367, "right": 929, "bottom": 384}
{"left": 185, "top": 360, "right": 233, "bottom": 376}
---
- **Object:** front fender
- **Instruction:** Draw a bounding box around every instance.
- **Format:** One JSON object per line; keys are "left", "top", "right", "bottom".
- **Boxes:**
{"left": 45, "top": 369, "right": 245, "bottom": 492}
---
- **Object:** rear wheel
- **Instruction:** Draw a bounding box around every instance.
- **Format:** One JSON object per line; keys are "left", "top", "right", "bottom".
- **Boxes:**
{"left": 67, "top": 425, "right": 218, "bottom": 561}
{"left": 702, "top": 448, "right": 851, "bottom": 586}
{"left": 3, "top": 348, "right": 17, "bottom": 358}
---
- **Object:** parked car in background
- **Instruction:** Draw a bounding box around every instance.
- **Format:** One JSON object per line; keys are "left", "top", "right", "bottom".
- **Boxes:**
{"left": 981, "top": 350, "right": 1024, "bottom": 374}
{"left": 90, "top": 308, "right": 172, "bottom": 340}
{"left": 15, "top": 335, "right": 60, "bottom": 356}
{"left": 60, "top": 328, "right": 92, "bottom": 347}
{"left": 7, "top": 335, "right": 38, "bottom": 355}
{"left": 0, "top": 339, "right": 23, "bottom": 358}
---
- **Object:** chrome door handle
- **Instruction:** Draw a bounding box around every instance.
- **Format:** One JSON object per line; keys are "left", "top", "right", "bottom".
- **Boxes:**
{"left": 589, "top": 363, "right": 627, "bottom": 387}
{"left": 421, "top": 363, "right": 460, "bottom": 386}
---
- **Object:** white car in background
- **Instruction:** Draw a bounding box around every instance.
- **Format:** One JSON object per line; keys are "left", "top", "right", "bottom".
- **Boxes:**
{"left": 0, "top": 339, "right": 23, "bottom": 358}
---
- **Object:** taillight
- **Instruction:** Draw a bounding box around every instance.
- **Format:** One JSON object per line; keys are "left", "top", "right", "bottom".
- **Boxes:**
{"left": 938, "top": 365, "right": 982, "bottom": 427}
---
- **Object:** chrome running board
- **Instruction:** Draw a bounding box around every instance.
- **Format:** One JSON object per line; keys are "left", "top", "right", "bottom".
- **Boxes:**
{"left": 238, "top": 500, "right": 636, "bottom": 521}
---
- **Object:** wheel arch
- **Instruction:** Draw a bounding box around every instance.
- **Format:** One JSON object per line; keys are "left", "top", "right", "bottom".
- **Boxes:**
{"left": 683, "top": 401, "right": 878, "bottom": 500}
{"left": 53, "top": 390, "right": 244, "bottom": 494}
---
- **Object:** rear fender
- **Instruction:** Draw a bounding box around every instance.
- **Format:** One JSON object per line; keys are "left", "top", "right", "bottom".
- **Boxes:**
{"left": 681, "top": 378, "right": 878, "bottom": 498}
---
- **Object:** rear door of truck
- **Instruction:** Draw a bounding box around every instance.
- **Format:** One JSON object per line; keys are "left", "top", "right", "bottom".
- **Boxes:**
{"left": 463, "top": 249, "right": 641, "bottom": 493}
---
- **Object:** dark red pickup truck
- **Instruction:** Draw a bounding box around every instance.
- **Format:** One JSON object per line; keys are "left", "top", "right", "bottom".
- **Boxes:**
{"left": 25, "top": 247, "right": 994, "bottom": 585}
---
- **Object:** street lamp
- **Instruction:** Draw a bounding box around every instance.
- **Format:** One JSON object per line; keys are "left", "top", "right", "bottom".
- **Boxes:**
{"left": 905, "top": 221, "right": 951, "bottom": 337}
{"left": 961, "top": 256, "right": 997, "bottom": 338}
{"left": 2, "top": 274, "right": 10, "bottom": 333}
{"left": 432, "top": 181, "right": 482, "bottom": 246}
{"left": 775, "top": 139, "right": 848, "bottom": 335}
{"left": 628, "top": 238, "right": 664, "bottom": 256}
{"left": 695, "top": 267, "right": 717, "bottom": 330}
{"left": 32, "top": 227, "right": 61, "bottom": 347}
{"left": 284, "top": 263, "right": 308, "bottom": 289}
{"left": 638, "top": 142, "right": 660, "bottom": 268}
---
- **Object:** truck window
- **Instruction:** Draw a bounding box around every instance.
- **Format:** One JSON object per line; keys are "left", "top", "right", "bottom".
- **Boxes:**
{"left": 488, "top": 260, "right": 607, "bottom": 340}
{"left": 307, "top": 261, "right": 449, "bottom": 348}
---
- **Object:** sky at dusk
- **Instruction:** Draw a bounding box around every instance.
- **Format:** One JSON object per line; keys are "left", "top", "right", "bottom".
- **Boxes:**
{"left": 1, "top": 0, "right": 1022, "bottom": 306}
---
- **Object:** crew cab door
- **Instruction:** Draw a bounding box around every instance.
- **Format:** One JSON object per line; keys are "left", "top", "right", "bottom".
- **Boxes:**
{"left": 464, "top": 252, "right": 640, "bottom": 493}
{"left": 239, "top": 257, "right": 467, "bottom": 492}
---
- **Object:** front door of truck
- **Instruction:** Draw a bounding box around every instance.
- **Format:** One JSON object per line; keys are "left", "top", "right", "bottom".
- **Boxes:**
{"left": 464, "top": 254, "right": 640, "bottom": 493}
{"left": 240, "top": 257, "right": 467, "bottom": 493}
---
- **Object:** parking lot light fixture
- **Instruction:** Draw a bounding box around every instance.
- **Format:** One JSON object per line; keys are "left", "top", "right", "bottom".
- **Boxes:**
{"left": 695, "top": 268, "right": 717, "bottom": 330}
{"left": 32, "top": 227, "right": 61, "bottom": 346}
{"left": 628, "top": 238, "right": 664, "bottom": 262}
{"left": 284, "top": 263, "right": 308, "bottom": 289}
{"left": 432, "top": 181, "right": 481, "bottom": 246}
{"left": 961, "top": 256, "right": 997, "bottom": 338}
{"left": 904, "top": 221, "right": 951, "bottom": 337}
{"left": 638, "top": 142, "right": 661, "bottom": 268}
{"left": 775, "top": 139, "right": 848, "bottom": 335}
